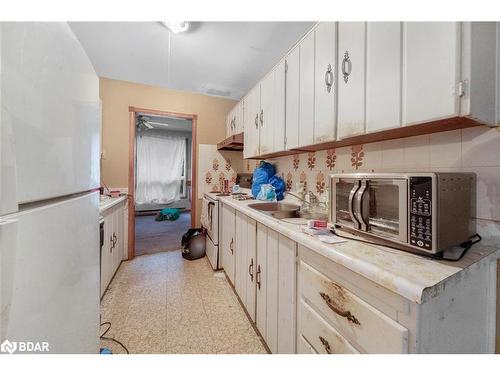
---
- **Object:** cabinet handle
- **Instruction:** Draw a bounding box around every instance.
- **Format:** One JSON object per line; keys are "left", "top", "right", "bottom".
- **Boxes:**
{"left": 113, "top": 233, "right": 117, "bottom": 247}
{"left": 110, "top": 235, "right": 114, "bottom": 252}
{"left": 325, "top": 63, "right": 334, "bottom": 93}
{"left": 259, "top": 109, "right": 263, "bottom": 127}
{"left": 248, "top": 258, "right": 254, "bottom": 281}
{"left": 319, "top": 291, "right": 360, "bottom": 325}
{"left": 229, "top": 238, "right": 234, "bottom": 254}
{"left": 254, "top": 113, "right": 259, "bottom": 129}
{"left": 319, "top": 336, "right": 332, "bottom": 354}
{"left": 342, "top": 51, "right": 352, "bottom": 83}
{"left": 256, "top": 264, "right": 261, "bottom": 290}
{"left": 233, "top": 116, "right": 236, "bottom": 129}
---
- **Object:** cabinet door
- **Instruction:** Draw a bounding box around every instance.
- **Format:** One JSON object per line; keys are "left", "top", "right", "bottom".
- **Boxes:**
{"left": 243, "top": 86, "right": 260, "bottom": 158}
{"left": 285, "top": 46, "right": 300, "bottom": 150}
{"left": 114, "top": 204, "right": 124, "bottom": 272}
{"left": 221, "top": 204, "right": 236, "bottom": 284}
{"left": 273, "top": 60, "right": 286, "bottom": 153}
{"left": 277, "top": 234, "right": 297, "bottom": 354}
{"left": 337, "top": 22, "right": 366, "bottom": 139}
{"left": 403, "top": 22, "right": 460, "bottom": 125}
{"left": 236, "top": 101, "right": 244, "bottom": 134}
{"left": 256, "top": 223, "right": 268, "bottom": 339}
{"left": 366, "top": 22, "right": 402, "bottom": 132}
{"left": 101, "top": 212, "right": 113, "bottom": 296}
{"left": 266, "top": 229, "right": 279, "bottom": 353}
{"left": 245, "top": 216, "right": 257, "bottom": 321}
{"left": 226, "top": 110, "right": 232, "bottom": 137}
{"left": 299, "top": 31, "right": 315, "bottom": 147}
{"left": 314, "top": 22, "right": 337, "bottom": 143}
{"left": 234, "top": 211, "right": 248, "bottom": 302}
{"left": 260, "top": 70, "right": 275, "bottom": 155}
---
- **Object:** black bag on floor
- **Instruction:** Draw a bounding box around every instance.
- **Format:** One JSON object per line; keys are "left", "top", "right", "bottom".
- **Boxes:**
{"left": 181, "top": 228, "right": 206, "bottom": 260}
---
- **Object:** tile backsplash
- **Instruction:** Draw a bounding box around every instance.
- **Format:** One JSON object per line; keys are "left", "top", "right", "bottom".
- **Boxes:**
{"left": 242, "top": 125, "right": 500, "bottom": 241}
{"left": 198, "top": 144, "right": 243, "bottom": 198}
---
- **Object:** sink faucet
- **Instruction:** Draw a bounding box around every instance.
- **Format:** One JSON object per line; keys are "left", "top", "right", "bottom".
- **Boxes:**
{"left": 286, "top": 191, "right": 326, "bottom": 210}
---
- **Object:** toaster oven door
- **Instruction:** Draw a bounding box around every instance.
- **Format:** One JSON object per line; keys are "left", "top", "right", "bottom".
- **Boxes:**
{"left": 332, "top": 178, "right": 362, "bottom": 229}
{"left": 357, "top": 179, "right": 408, "bottom": 243}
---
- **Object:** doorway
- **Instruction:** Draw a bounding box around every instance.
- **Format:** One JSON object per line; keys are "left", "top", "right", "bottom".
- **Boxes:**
{"left": 128, "top": 107, "right": 197, "bottom": 259}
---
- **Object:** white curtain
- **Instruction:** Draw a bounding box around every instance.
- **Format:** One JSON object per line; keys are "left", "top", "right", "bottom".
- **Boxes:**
{"left": 135, "top": 134, "right": 186, "bottom": 205}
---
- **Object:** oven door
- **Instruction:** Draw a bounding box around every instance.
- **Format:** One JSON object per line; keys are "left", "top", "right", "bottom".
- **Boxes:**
{"left": 331, "top": 177, "right": 362, "bottom": 230}
{"left": 356, "top": 178, "right": 408, "bottom": 243}
{"left": 202, "top": 196, "right": 219, "bottom": 245}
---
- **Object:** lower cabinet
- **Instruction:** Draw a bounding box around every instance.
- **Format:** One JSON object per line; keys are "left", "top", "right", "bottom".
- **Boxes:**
{"left": 234, "top": 211, "right": 257, "bottom": 321}
{"left": 100, "top": 200, "right": 127, "bottom": 297}
{"left": 221, "top": 203, "right": 236, "bottom": 285}
{"left": 254, "top": 222, "right": 297, "bottom": 353}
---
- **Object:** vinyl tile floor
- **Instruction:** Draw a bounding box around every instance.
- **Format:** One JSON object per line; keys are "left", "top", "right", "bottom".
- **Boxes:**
{"left": 100, "top": 251, "right": 268, "bottom": 354}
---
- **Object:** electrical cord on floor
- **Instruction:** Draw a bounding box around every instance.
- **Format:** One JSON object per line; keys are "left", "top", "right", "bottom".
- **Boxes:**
{"left": 100, "top": 321, "right": 130, "bottom": 354}
{"left": 330, "top": 228, "right": 482, "bottom": 262}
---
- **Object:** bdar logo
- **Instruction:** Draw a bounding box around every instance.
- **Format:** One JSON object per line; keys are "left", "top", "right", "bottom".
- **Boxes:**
{"left": 1, "top": 340, "right": 17, "bottom": 354}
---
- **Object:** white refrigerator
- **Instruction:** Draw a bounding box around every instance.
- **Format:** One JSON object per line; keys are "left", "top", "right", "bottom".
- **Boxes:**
{"left": 0, "top": 23, "right": 101, "bottom": 353}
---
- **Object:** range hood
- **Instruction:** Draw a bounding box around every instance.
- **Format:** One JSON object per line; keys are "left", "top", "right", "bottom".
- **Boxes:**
{"left": 217, "top": 132, "right": 244, "bottom": 151}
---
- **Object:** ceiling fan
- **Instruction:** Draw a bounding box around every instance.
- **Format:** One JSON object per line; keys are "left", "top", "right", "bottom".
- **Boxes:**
{"left": 138, "top": 116, "right": 169, "bottom": 130}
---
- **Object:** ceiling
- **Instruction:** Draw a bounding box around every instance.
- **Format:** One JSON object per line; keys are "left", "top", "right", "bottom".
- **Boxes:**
{"left": 69, "top": 22, "right": 314, "bottom": 100}
{"left": 136, "top": 113, "right": 192, "bottom": 132}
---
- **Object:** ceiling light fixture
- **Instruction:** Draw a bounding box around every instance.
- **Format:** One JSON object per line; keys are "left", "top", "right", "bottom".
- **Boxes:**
{"left": 162, "top": 21, "right": 190, "bottom": 34}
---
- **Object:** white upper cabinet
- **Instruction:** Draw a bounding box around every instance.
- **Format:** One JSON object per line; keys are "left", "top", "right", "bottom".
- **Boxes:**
{"left": 402, "top": 22, "right": 460, "bottom": 125}
{"left": 259, "top": 70, "right": 275, "bottom": 155}
{"left": 243, "top": 85, "right": 260, "bottom": 159}
{"left": 226, "top": 101, "right": 244, "bottom": 137}
{"left": 236, "top": 21, "right": 498, "bottom": 158}
{"left": 299, "top": 31, "right": 315, "bottom": 147}
{"left": 366, "top": 22, "right": 402, "bottom": 132}
{"left": 285, "top": 46, "right": 300, "bottom": 150}
{"left": 273, "top": 60, "right": 286, "bottom": 153}
{"left": 314, "top": 22, "right": 337, "bottom": 143}
{"left": 337, "top": 22, "right": 367, "bottom": 139}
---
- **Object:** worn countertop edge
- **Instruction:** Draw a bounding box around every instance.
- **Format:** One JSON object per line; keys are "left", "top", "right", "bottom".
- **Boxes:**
{"left": 99, "top": 195, "right": 127, "bottom": 213}
{"left": 219, "top": 196, "right": 500, "bottom": 304}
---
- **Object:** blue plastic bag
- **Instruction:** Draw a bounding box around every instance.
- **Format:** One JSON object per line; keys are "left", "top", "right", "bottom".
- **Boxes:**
{"left": 269, "top": 175, "right": 286, "bottom": 201}
{"left": 256, "top": 184, "right": 277, "bottom": 201}
{"left": 251, "top": 162, "right": 276, "bottom": 197}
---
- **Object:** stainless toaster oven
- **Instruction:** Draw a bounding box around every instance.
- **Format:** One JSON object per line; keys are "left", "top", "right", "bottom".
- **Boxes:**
{"left": 329, "top": 173, "right": 476, "bottom": 254}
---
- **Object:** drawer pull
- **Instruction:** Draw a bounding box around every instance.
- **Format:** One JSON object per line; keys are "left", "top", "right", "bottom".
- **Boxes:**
{"left": 319, "top": 336, "right": 332, "bottom": 354}
{"left": 319, "top": 291, "right": 360, "bottom": 325}
{"left": 229, "top": 238, "right": 234, "bottom": 254}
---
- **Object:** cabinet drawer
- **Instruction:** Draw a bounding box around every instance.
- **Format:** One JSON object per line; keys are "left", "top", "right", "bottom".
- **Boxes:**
{"left": 299, "top": 299, "right": 359, "bottom": 354}
{"left": 299, "top": 260, "right": 408, "bottom": 353}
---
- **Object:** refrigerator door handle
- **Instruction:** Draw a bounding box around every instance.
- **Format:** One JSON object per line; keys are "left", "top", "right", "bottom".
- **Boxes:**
{"left": 0, "top": 218, "right": 18, "bottom": 339}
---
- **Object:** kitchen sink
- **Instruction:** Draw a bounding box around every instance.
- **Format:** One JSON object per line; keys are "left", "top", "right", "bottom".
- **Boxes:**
{"left": 247, "top": 202, "right": 301, "bottom": 219}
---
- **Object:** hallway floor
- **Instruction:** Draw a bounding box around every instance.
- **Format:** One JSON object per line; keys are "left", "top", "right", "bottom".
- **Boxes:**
{"left": 135, "top": 212, "right": 191, "bottom": 256}
{"left": 100, "top": 251, "right": 267, "bottom": 354}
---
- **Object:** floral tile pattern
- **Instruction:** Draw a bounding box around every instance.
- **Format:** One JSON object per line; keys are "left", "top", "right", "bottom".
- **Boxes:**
{"left": 293, "top": 154, "right": 300, "bottom": 171}
{"left": 326, "top": 149, "right": 336, "bottom": 170}
{"left": 351, "top": 145, "right": 364, "bottom": 170}
{"left": 198, "top": 145, "right": 243, "bottom": 197}
{"left": 315, "top": 171, "right": 325, "bottom": 195}
{"left": 307, "top": 152, "right": 316, "bottom": 170}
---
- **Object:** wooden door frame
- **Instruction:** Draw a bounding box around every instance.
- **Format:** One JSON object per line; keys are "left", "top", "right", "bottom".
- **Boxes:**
{"left": 127, "top": 106, "right": 198, "bottom": 260}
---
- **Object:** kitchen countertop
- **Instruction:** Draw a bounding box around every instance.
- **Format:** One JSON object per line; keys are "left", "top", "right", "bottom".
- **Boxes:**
{"left": 219, "top": 195, "right": 500, "bottom": 304}
{"left": 99, "top": 195, "right": 127, "bottom": 213}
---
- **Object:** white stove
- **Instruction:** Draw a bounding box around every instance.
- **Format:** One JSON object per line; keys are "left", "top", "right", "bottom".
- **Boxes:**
{"left": 201, "top": 189, "right": 253, "bottom": 269}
